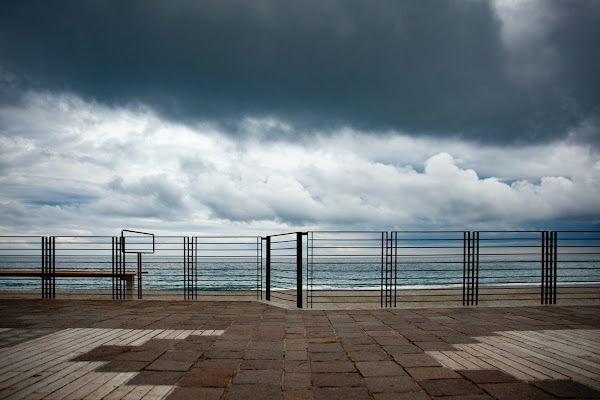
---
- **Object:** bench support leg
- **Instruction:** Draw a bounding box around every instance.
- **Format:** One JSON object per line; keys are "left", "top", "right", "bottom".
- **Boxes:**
{"left": 125, "top": 276, "right": 135, "bottom": 299}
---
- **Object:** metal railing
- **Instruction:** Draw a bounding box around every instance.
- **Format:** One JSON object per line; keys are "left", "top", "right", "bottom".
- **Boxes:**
{"left": 0, "top": 231, "right": 598, "bottom": 308}
{"left": 307, "top": 231, "right": 385, "bottom": 309}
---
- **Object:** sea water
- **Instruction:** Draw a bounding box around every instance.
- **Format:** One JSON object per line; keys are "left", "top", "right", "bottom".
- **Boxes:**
{"left": 0, "top": 254, "right": 598, "bottom": 293}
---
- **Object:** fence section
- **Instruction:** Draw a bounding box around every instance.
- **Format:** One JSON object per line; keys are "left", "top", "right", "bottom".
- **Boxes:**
{"left": 51, "top": 236, "right": 116, "bottom": 299}
{"left": 392, "top": 231, "right": 467, "bottom": 308}
{"left": 0, "top": 236, "right": 44, "bottom": 298}
{"left": 0, "top": 231, "right": 598, "bottom": 307}
{"left": 555, "top": 231, "right": 600, "bottom": 304}
{"left": 475, "top": 231, "right": 545, "bottom": 306}
{"left": 307, "top": 231, "right": 385, "bottom": 309}
{"left": 190, "top": 236, "right": 262, "bottom": 301}
{"left": 266, "top": 232, "right": 302, "bottom": 307}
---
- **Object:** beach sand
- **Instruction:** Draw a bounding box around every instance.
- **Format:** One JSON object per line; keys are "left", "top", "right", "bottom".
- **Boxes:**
{"left": 0, "top": 284, "right": 598, "bottom": 309}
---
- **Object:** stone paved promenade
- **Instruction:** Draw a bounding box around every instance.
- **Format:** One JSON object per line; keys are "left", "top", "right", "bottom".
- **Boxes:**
{"left": 1, "top": 300, "right": 599, "bottom": 399}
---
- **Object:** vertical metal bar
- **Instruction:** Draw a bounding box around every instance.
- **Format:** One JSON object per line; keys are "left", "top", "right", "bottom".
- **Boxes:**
{"left": 553, "top": 231, "right": 557, "bottom": 304}
{"left": 394, "top": 231, "right": 398, "bottom": 308}
{"left": 122, "top": 244, "right": 126, "bottom": 299}
{"left": 120, "top": 236, "right": 124, "bottom": 299}
{"left": 256, "top": 236, "right": 259, "bottom": 300}
{"left": 259, "top": 237, "right": 263, "bottom": 300}
{"left": 463, "top": 232, "right": 467, "bottom": 306}
{"left": 541, "top": 231, "right": 546, "bottom": 304}
{"left": 194, "top": 237, "right": 198, "bottom": 300}
{"left": 266, "top": 236, "right": 271, "bottom": 301}
{"left": 41, "top": 237, "right": 45, "bottom": 299}
{"left": 51, "top": 236, "right": 55, "bottom": 299}
{"left": 309, "top": 231, "right": 313, "bottom": 308}
{"left": 297, "top": 232, "right": 302, "bottom": 308}
{"left": 137, "top": 252, "right": 142, "bottom": 299}
{"left": 475, "top": 232, "right": 479, "bottom": 306}
{"left": 469, "top": 232, "right": 474, "bottom": 306}
{"left": 546, "top": 231, "right": 550, "bottom": 304}
{"left": 380, "top": 232, "right": 384, "bottom": 308}
{"left": 183, "top": 237, "right": 187, "bottom": 300}
{"left": 111, "top": 237, "right": 114, "bottom": 299}
{"left": 305, "top": 232, "right": 309, "bottom": 308}
{"left": 467, "top": 232, "right": 472, "bottom": 305}
{"left": 385, "top": 232, "right": 393, "bottom": 307}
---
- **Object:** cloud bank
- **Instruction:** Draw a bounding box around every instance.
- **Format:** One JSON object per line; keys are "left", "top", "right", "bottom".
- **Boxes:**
{"left": 1, "top": 0, "right": 599, "bottom": 144}
{"left": 1, "top": 92, "right": 598, "bottom": 235}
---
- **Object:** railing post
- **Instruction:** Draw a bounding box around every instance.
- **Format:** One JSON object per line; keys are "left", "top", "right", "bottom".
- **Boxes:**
{"left": 553, "top": 231, "right": 558, "bottom": 304}
{"left": 541, "top": 231, "right": 557, "bottom": 305}
{"left": 380, "top": 232, "right": 384, "bottom": 308}
{"left": 41, "top": 236, "right": 56, "bottom": 299}
{"left": 266, "top": 236, "right": 271, "bottom": 301}
{"left": 475, "top": 231, "right": 479, "bottom": 305}
{"left": 41, "top": 237, "right": 45, "bottom": 299}
{"left": 463, "top": 232, "right": 478, "bottom": 306}
{"left": 137, "top": 253, "right": 142, "bottom": 299}
{"left": 297, "top": 232, "right": 303, "bottom": 308}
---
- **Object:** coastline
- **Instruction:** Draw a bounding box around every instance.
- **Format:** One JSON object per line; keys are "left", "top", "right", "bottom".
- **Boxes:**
{"left": 0, "top": 283, "right": 598, "bottom": 309}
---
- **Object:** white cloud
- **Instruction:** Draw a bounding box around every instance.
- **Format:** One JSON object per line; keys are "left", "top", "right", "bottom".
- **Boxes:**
{"left": 0, "top": 92, "right": 599, "bottom": 235}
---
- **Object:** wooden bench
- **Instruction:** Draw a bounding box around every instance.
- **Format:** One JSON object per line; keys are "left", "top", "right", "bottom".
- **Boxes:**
{"left": 0, "top": 270, "right": 137, "bottom": 298}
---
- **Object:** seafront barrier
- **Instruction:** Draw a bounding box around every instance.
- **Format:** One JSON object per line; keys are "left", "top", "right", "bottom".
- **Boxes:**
{"left": 0, "top": 230, "right": 598, "bottom": 309}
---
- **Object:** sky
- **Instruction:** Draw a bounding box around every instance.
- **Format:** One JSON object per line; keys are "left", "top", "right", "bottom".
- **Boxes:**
{"left": 0, "top": 0, "right": 599, "bottom": 237}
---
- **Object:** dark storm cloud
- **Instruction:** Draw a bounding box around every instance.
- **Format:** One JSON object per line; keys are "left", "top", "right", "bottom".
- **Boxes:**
{"left": 1, "top": 0, "right": 599, "bottom": 144}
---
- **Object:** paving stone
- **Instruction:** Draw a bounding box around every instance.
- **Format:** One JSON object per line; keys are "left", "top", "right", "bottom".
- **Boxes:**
{"left": 355, "top": 361, "right": 407, "bottom": 377}
{"left": 479, "top": 383, "right": 557, "bottom": 400}
{"left": 313, "top": 387, "right": 370, "bottom": 400}
{"left": 382, "top": 345, "right": 424, "bottom": 355}
{"left": 116, "top": 348, "right": 165, "bottom": 362}
{"left": 312, "top": 372, "right": 363, "bottom": 387}
{"left": 430, "top": 395, "right": 494, "bottom": 400}
{"left": 342, "top": 344, "right": 383, "bottom": 352}
{"left": 406, "top": 366, "right": 462, "bottom": 380}
{"left": 414, "top": 341, "right": 455, "bottom": 351}
{"left": 393, "top": 354, "right": 442, "bottom": 368}
{"left": 70, "top": 345, "right": 134, "bottom": 361}
{"left": 244, "top": 348, "right": 285, "bottom": 360}
{"left": 308, "top": 343, "right": 345, "bottom": 353}
{"left": 204, "top": 349, "right": 245, "bottom": 359}
{"left": 240, "top": 359, "right": 283, "bottom": 370}
{"left": 363, "top": 376, "right": 422, "bottom": 393}
{"left": 372, "top": 392, "right": 431, "bottom": 400}
{"left": 143, "top": 339, "right": 180, "bottom": 350}
{"left": 284, "top": 372, "right": 311, "bottom": 389}
{"left": 372, "top": 336, "right": 412, "bottom": 346}
{"left": 458, "top": 369, "right": 519, "bottom": 384}
{"left": 96, "top": 360, "right": 149, "bottom": 372}
{"left": 309, "top": 351, "right": 348, "bottom": 361}
{"left": 348, "top": 350, "right": 391, "bottom": 362}
{"left": 212, "top": 339, "right": 248, "bottom": 350}
{"left": 173, "top": 340, "right": 212, "bottom": 351}
{"left": 248, "top": 340, "right": 285, "bottom": 350}
{"left": 285, "top": 360, "right": 311, "bottom": 372}
{"left": 531, "top": 379, "right": 600, "bottom": 399}
{"left": 167, "top": 387, "right": 224, "bottom": 400}
{"left": 194, "top": 358, "right": 240, "bottom": 369}
{"left": 310, "top": 361, "right": 356, "bottom": 373}
{"left": 226, "top": 384, "right": 283, "bottom": 400}
{"left": 283, "top": 389, "right": 313, "bottom": 400}
{"left": 178, "top": 368, "right": 234, "bottom": 387}
{"left": 233, "top": 369, "right": 283, "bottom": 385}
{"left": 127, "top": 370, "right": 184, "bottom": 385}
{"left": 419, "top": 378, "right": 486, "bottom": 397}
{"left": 146, "top": 357, "right": 195, "bottom": 371}
{"left": 286, "top": 350, "right": 308, "bottom": 361}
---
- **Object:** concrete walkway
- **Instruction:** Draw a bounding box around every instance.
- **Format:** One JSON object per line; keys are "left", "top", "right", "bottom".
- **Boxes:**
{"left": 1, "top": 299, "right": 599, "bottom": 399}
